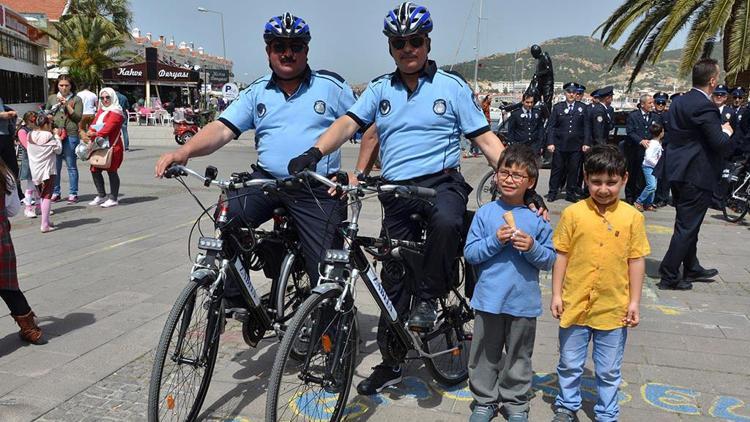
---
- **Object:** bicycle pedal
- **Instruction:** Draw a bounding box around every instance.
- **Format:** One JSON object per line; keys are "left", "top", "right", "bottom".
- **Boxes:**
{"left": 227, "top": 308, "right": 249, "bottom": 322}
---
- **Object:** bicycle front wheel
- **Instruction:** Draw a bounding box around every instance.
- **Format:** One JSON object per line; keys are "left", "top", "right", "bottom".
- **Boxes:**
{"left": 266, "top": 287, "right": 358, "bottom": 422}
{"left": 148, "top": 279, "right": 223, "bottom": 422}
{"left": 723, "top": 178, "right": 749, "bottom": 223}
{"left": 475, "top": 169, "right": 498, "bottom": 207}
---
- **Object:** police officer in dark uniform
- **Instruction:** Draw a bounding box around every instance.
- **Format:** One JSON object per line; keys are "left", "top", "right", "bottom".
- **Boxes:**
{"left": 731, "top": 87, "right": 746, "bottom": 114}
{"left": 652, "top": 91, "right": 671, "bottom": 207}
{"left": 506, "top": 92, "right": 544, "bottom": 153}
{"left": 587, "top": 86, "right": 615, "bottom": 146}
{"left": 625, "top": 93, "right": 663, "bottom": 203}
{"left": 713, "top": 84, "right": 737, "bottom": 127}
{"left": 546, "top": 82, "right": 589, "bottom": 202}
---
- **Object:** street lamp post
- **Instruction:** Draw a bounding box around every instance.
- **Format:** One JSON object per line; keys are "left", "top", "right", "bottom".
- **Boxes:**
{"left": 197, "top": 7, "right": 226, "bottom": 61}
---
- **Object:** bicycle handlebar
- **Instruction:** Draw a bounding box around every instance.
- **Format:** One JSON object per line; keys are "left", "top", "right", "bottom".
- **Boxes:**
{"left": 165, "top": 164, "right": 277, "bottom": 190}
{"left": 293, "top": 170, "right": 437, "bottom": 200}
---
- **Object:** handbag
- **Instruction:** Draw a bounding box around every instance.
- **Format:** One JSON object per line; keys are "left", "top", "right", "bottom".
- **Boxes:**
{"left": 89, "top": 132, "right": 122, "bottom": 169}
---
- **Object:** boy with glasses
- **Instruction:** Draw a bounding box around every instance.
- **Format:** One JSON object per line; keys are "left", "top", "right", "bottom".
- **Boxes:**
{"left": 464, "top": 144, "right": 556, "bottom": 422}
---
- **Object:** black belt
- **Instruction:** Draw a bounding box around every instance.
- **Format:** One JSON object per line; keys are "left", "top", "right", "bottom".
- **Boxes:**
{"left": 389, "top": 167, "right": 459, "bottom": 185}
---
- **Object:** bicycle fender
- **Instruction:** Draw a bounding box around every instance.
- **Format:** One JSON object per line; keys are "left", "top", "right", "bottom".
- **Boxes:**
{"left": 311, "top": 282, "right": 343, "bottom": 296}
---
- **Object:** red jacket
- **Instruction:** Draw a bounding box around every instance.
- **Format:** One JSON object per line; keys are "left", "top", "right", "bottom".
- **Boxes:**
{"left": 88, "top": 109, "right": 124, "bottom": 172}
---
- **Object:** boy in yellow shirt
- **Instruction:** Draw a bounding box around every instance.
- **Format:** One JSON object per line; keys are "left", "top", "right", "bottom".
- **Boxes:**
{"left": 549, "top": 145, "right": 650, "bottom": 422}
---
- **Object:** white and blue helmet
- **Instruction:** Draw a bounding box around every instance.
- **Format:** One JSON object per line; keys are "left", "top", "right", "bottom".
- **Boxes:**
{"left": 383, "top": 2, "right": 433, "bottom": 38}
{"left": 263, "top": 12, "right": 311, "bottom": 43}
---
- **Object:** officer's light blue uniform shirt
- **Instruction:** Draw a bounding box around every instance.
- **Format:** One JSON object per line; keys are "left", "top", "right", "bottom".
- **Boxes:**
{"left": 347, "top": 61, "right": 490, "bottom": 181}
{"left": 219, "top": 67, "right": 355, "bottom": 178}
{"left": 464, "top": 200, "right": 556, "bottom": 317}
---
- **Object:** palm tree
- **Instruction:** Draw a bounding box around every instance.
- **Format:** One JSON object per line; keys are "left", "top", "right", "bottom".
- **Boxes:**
{"left": 63, "top": 0, "right": 132, "bottom": 35}
{"left": 597, "top": 0, "right": 750, "bottom": 89}
{"left": 50, "top": 15, "right": 132, "bottom": 88}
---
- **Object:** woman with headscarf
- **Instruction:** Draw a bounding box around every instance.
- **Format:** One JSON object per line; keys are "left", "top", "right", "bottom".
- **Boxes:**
{"left": 86, "top": 87, "right": 124, "bottom": 208}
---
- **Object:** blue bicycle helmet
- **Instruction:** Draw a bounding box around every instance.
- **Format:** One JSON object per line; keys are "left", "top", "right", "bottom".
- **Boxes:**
{"left": 383, "top": 2, "right": 433, "bottom": 37}
{"left": 263, "top": 12, "right": 311, "bottom": 43}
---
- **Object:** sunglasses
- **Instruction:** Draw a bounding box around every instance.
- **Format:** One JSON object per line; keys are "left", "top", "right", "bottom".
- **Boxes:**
{"left": 99, "top": 96, "right": 111, "bottom": 100}
{"left": 271, "top": 42, "right": 306, "bottom": 54}
{"left": 390, "top": 36, "right": 425, "bottom": 50}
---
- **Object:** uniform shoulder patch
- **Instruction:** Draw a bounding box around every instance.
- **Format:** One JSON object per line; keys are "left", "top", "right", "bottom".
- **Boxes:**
{"left": 371, "top": 73, "right": 390, "bottom": 83}
{"left": 316, "top": 69, "right": 346, "bottom": 83}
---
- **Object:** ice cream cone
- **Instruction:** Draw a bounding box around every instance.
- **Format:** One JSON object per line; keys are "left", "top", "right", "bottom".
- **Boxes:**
{"left": 503, "top": 211, "right": 516, "bottom": 229}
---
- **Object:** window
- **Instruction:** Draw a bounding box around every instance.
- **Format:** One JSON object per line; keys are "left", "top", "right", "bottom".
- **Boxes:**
{"left": 0, "top": 70, "right": 45, "bottom": 104}
{"left": 0, "top": 32, "right": 40, "bottom": 64}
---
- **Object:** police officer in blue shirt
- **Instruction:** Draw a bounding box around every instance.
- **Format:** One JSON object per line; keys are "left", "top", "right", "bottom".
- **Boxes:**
{"left": 546, "top": 82, "right": 589, "bottom": 202}
{"left": 156, "top": 13, "right": 354, "bottom": 305}
{"left": 587, "top": 86, "right": 614, "bottom": 146}
{"left": 286, "top": 2, "right": 511, "bottom": 395}
{"left": 506, "top": 92, "right": 544, "bottom": 152}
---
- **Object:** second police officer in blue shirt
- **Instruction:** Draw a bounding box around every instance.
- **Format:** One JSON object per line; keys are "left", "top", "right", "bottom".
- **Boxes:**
{"left": 156, "top": 13, "right": 356, "bottom": 306}
{"left": 287, "top": 2, "right": 516, "bottom": 395}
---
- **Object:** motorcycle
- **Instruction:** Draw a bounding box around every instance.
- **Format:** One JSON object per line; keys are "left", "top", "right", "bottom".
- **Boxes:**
{"left": 172, "top": 107, "right": 201, "bottom": 145}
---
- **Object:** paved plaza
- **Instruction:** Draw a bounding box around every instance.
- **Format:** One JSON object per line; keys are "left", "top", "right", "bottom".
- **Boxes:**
{"left": 0, "top": 126, "right": 749, "bottom": 421}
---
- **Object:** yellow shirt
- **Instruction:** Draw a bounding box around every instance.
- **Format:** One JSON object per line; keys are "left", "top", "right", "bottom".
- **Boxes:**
{"left": 553, "top": 198, "right": 650, "bottom": 330}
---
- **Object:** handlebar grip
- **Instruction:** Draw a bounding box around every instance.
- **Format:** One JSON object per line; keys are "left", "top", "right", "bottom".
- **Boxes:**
{"left": 408, "top": 186, "right": 437, "bottom": 199}
{"left": 164, "top": 165, "right": 185, "bottom": 179}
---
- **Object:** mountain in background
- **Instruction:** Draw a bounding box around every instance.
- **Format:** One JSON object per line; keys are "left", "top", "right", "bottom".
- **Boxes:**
{"left": 446, "top": 36, "right": 723, "bottom": 93}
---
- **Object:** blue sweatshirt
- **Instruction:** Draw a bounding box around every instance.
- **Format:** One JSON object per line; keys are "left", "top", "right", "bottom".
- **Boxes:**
{"left": 464, "top": 200, "right": 556, "bottom": 317}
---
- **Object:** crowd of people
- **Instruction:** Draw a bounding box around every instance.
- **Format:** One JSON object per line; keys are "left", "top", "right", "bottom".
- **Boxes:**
{"left": 0, "top": 2, "right": 743, "bottom": 421}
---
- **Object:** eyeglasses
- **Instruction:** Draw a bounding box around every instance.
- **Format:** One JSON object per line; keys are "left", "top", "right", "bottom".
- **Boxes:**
{"left": 390, "top": 36, "right": 425, "bottom": 50}
{"left": 99, "top": 96, "right": 111, "bottom": 100}
{"left": 498, "top": 170, "right": 529, "bottom": 183}
{"left": 271, "top": 41, "right": 306, "bottom": 54}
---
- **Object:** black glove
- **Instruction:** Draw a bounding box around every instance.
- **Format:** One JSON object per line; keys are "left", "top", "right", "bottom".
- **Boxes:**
{"left": 524, "top": 189, "right": 547, "bottom": 212}
{"left": 287, "top": 147, "right": 323, "bottom": 175}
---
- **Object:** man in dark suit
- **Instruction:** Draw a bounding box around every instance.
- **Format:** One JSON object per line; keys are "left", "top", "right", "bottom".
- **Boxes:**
{"left": 625, "top": 94, "right": 663, "bottom": 203}
{"left": 653, "top": 92, "right": 671, "bottom": 207}
{"left": 546, "top": 82, "right": 589, "bottom": 202}
{"left": 658, "top": 58, "right": 734, "bottom": 290}
{"left": 506, "top": 93, "right": 544, "bottom": 153}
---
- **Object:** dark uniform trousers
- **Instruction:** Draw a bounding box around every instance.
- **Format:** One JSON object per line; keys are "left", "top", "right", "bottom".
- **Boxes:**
{"left": 659, "top": 182, "right": 713, "bottom": 282}
{"left": 549, "top": 149, "right": 582, "bottom": 197}
{"left": 222, "top": 170, "right": 346, "bottom": 298}
{"left": 376, "top": 170, "right": 471, "bottom": 365}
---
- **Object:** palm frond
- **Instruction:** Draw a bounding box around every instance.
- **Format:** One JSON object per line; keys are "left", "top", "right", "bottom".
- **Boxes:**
{"left": 608, "top": 6, "right": 670, "bottom": 70}
{"left": 596, "top": 0, "right": 655, "bottom": 46}
{"left": 626, "top": 22, "right": 666, "bottom": 89}
{"left": 725, "top": 1, "right": 750, "bottom": 82}
{"left": 679, "top": 0, "right": 734, "bottom": 75}
{"left": 647, "top": 0, "right": 703, "bottom": 59}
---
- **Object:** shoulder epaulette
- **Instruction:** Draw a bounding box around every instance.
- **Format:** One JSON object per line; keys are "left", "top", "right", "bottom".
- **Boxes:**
{"left": 316, "top": 69, "right": 346, "bottom": 83}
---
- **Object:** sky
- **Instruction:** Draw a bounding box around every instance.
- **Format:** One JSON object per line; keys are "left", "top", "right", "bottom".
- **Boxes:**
{"left": 130, "top": 0, "right": 689, "bottom": 85}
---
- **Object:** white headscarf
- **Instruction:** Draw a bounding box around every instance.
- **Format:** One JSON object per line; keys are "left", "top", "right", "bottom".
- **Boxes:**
{"left": 98, "top": 87, "right": 122, "bottom": 114}
{"left": 94, "top": 87, "right": 122, "bottom": 127}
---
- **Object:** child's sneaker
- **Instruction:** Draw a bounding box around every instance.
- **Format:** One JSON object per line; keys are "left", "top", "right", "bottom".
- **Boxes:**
{"left": 88, "top": 196, "right": 106, "bottom": 206}
{"left": 508, "top": 411, "right": 529, "bottom": 422}
{"left": 469, "top": 403, "right": 497, "bottom": 422}
{"left": 50, "top": 193, "right": 61, "bottom": 202}
{"left": 24, "top": 207, "right": 36, "bottom": 218}
{"left": 67, "top": 195, "right": 78, "bottom": 204}
{"left": 101, "top": 199, "right": 119, "bottom": 208}
{"left": 40, "top": 225, "right": 56, "bottom": 233}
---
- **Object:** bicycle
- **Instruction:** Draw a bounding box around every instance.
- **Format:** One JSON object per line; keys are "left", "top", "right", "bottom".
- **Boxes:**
{"left": 265, "top": 171, "right": 475, "bottom": 422}
{"left": 148, "top": 165, "right": 315, "bottom": 422}
{"left": 475, "top": 168, "right": 499, "bottom": 207}
{"left": 722, "top": 157, "right": 750, "bottom": 223}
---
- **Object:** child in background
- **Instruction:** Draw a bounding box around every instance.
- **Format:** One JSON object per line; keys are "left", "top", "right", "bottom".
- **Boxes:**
{"left": 635, "top": 122, "right": 664, "bottom": 212}
{"left": 0, "top": 157, "right": 44, "bottom": 343}
{"left": 464, "top": 144, "right": 557, "bottom": 422}
{"left": 550, "top": 145, "right": 650, "bottom": 422}
{"left": 17, "top": 111, "right": 38, "bottom": 218}
{"left": 27, "top": 113, "right": 61, "bottom": 233}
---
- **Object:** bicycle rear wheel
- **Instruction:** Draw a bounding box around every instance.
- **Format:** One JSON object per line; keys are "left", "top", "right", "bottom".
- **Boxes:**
{"left": 148, "top": 280, "right": 222, "bottom": 422}
{"left": 723, "top": 177, "right": 749, "bottom": 223}
{"left": 266, "top": 288, "right": 358, "bottom": 422}
{"left": 475, "top": 169, "right": 498, "bottom": 207}
{"left": 423, "top": 258, "right": 474, "bottom": 386}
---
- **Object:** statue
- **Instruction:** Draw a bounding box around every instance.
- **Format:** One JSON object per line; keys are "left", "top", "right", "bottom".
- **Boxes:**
{"left": 502, "top": 44, "right": 554, "bottom": 117}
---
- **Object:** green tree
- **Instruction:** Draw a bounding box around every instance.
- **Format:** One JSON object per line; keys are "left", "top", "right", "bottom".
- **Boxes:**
{"left": 63, "top": 0, "right": 132, "bottom": 35}
{"left": 51, "top": 15, "right": 132, "bottom": 88}
{"left": 597, "top": 0, "right": 750, "bottom": 88}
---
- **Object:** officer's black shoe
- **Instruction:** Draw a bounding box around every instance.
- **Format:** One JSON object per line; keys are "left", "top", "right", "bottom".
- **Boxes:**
{"left": 657, "top": 280, "right": 693, "bottom": 290}
{"left": 356, "top": 364, "right": 403, "bottom": 395}
{"left": 564, "top": 195, "right": 579, "bottom": 203}
{"left": 684, "top": 268, "right": 719, "bottom": 282}
{"left": 408, "top": 299, "right": 437, "bottom": 331}
{"left": 546, "top": 193, "right": 558, "bottom": 202}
